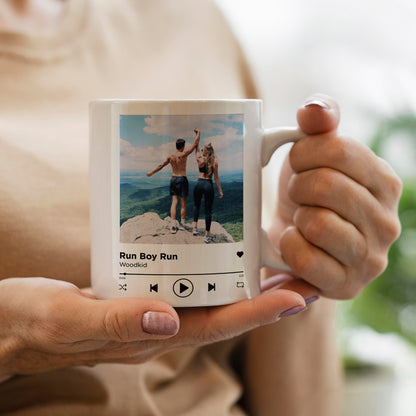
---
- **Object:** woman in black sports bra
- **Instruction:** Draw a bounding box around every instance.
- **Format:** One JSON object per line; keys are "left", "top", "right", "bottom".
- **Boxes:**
{"left": 192, "top": 142, "right": 223, "bottom": 243}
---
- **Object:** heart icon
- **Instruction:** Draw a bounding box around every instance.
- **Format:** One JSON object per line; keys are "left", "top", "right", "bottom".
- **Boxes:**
{"left": 237, "top": 251, "right": 244, "bottom": 258}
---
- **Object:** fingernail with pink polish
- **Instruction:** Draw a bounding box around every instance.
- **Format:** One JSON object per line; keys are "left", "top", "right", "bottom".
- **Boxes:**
{"left": 142, "top": 312, "right": 178, "bottom": 335}
{"left": 304, "top": 99, "right": 329, "bottom": 109}
{"left": 279, "top": 305, "right": 307, "bottom": 318}
{"left": 305, "top": 296, "right": 319, "bottom": 304}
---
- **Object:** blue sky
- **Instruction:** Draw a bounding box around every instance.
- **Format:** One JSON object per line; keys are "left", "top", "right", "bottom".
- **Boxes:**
{"left": 120, "top": 114, "right": 244, "bottom": 173}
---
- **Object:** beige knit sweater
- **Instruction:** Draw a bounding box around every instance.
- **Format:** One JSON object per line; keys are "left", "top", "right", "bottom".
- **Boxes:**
{"left": 0, "top": 1, "right": 257, "bottom": 414}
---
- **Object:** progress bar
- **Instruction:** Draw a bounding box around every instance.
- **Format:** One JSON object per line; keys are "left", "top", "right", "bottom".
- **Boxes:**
{"left": 119, "top": 271, "right": 244, "bottom": 276}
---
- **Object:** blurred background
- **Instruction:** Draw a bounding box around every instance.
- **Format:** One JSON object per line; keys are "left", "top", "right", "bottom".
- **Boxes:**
{"left": 214, "top": 0, "right": 416, "bottom": 414}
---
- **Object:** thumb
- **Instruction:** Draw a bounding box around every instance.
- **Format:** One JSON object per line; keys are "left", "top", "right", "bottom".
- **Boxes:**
{"left": 297, "top": 93, "right": 340, "bottom": 135}
{"left": 74, "top": 296, "right": 180, "bottom": 341}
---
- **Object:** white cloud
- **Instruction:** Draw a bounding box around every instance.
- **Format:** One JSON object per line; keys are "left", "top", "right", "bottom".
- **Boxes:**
{"left": 199, "top": 127, "right": 243, "bottom": 171}
{"left": 200, "top": 126, "right": 241, "bottom": 151}
{"left": 143, "top": 115, "right": 241, "bottom": 138}
{"left": 120, "top": 138, "right": 176, "bottom": 171}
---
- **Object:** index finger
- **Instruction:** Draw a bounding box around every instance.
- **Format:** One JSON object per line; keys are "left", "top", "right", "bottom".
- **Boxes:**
{"left": 174, "top": 287, "right": 306, "bottom": 347}
{"left": 289, "top": 134, "right": 399, "bottom": 205}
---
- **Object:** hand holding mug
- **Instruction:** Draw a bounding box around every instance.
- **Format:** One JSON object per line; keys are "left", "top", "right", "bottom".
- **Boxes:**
{"left": 268, "top": 94, "right": 402, "bottom": 300}
{"left": 0, "top": 276, "right": 305, "bottom": 377}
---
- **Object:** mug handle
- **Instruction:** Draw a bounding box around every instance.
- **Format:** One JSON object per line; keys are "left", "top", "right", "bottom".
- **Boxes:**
{"left": 260, "top": 127, "right": 306, "bottom": 271}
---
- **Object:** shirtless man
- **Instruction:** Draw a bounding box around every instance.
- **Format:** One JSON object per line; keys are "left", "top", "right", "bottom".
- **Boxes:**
{"left": 147, "top": 128, "right": 200, "bottom": 233}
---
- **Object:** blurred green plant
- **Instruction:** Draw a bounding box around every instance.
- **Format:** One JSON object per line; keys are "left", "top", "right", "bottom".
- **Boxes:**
{"left": 339, "top": 113, "right": 416, "bottom": 347}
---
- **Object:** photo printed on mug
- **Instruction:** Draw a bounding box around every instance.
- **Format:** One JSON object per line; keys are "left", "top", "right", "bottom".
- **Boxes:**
{"left": 117, "top": 113, "right": 245, "bottom": 298}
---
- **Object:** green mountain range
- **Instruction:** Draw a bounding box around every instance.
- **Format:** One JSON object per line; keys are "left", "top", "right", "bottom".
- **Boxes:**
{"left": 120, "top": 180, "right": 244, "bottom": 241}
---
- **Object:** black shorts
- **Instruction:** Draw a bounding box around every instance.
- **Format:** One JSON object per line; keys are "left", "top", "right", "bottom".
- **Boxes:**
{"left": 169, "top": 176, "right": 189, "bottom": 197}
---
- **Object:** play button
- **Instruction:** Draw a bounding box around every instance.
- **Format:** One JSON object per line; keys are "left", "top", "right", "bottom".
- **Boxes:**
{"left": 173, "top": 278, "right": 194, "bottom": 298}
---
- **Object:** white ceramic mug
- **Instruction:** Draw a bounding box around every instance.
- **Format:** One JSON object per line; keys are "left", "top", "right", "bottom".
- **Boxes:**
{"left": 90, "top": 99, "right": 305, "bottom": 306}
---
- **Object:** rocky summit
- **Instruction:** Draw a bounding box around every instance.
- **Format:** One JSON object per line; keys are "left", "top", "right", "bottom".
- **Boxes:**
{"left": 120, "top": 212, "right": 235, "bottom": 244}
